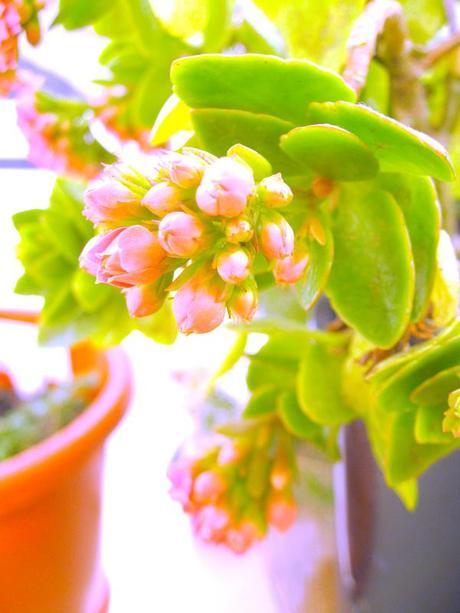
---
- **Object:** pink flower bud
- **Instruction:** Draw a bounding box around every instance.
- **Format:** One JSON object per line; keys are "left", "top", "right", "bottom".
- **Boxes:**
{"left": 173, "top": 275, "right": 227, "bottom": 334}
{"left": 167, "top": 458, "right": 194, "bottom": 508}
{"left": 266, "top": 492, "right": 297, "bottom": 532}
{"left": 141, "top": 182, "right": 183, "bottom": 217}
{"left": 216, "top": 248, "right": 251, "bottom": 284}
{"left": 269, "top": 456, "right": 292, "bottom": 491}
{"left": 258, "top": 213, "right": 294, "bottom": 260}
{"left": 193, "top": 470, "right": 227, "bottom": 504}
{"left": 258, "top": 173, "right": 293, "bottom": 207}
{"left": 196, "top": 157, "right": 255, "bottom": 217}
{"left": 225, "top": 521, "right": 260, "bottom": 554}
{"left": 218, "top": 439, "right": 247, "bottom": 466}
{"left": 83, "top": 178, "right": 142, "bottom": 227}
{"left": 192, "top": 505, "right": 231, "bottom": 542}
{"left": 167, "top": 153, "right": 204, "bottom": 188}
{"left": 224, "top": 217, "right": 254, "bottom": 244}
{"left": 228, "top": 283, "right": 258, "bottom": 322}
{"left": 124, "top": 282, "right": 165, "bottom": 317}
{"left": 159, "top": 212, "right": 206, "bottom": 257}
{"left": 273, "top": 250, "right": 309, "bottom": 285}
{"left": 80, "top": 225, "right": 167, "bottom": 288}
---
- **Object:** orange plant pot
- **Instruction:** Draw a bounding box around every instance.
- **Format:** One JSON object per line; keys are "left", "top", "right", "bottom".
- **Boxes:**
{"left": 0, "top": 311, "right": 132, "bottom": 613}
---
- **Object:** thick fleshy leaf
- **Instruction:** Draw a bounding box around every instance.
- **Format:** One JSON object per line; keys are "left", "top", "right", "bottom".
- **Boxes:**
{"left": 277, "top": 389, "right": 326, "bottom": 443}
{"left": 376, "top": 337, "right": 460, "bottom": 413}
{"left": 280, "top": 124, "right": 379, "bottom": 180}
{"left": 377, "top": 174, "right": 440, "bottom": 322}
{"left": 410, "top": 366, "right": 460, "bottom": 406}
{"left": 386, "top": 411, "right": 458, "bottom": 484}
{"left": 414, "top": 405, "right": 451, "bottom": 444}
{"left": 244, "top": 386, "right": 279, "bottom": 418}
{"left": 326, "top": 185, "right": 414, "bottom": 348}
{"left": 431, "top": 230, "right": 460, "bottom": 327}
{"left": 227, "top": 144, "right": 273, "bottom": 181}
{"left": 369, "top": 320, "right": 460, "bottom": 386}
{"left": 150, "top": 94, "right": 193, "bottom": 146}
{"left": 296, "top": 334, "right": 354, "bottom": 425}
{"left": 296, "top": 210, "right": 334, "bottom": 311}
{"left": 246, "top": 333, "right": 307, "bottom": 391}
{"left": 307, "top": 102, "right": 454, "bottom": 181}
{"left": 171, "top": 54, "right": 356, "bottom": 125}
{"left": 253, "top": 0, "right": 366, "bottom": 70}
{"left": 191, "top": 108, "right": 300, "bottom": 174}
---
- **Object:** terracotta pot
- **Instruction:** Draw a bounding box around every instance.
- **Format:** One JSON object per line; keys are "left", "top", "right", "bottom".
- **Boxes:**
{"left": 0, "top": 311, "right": 132, "bottom": 613}
{"left": 335, "top": 421, "right": 460, "bottom": 613}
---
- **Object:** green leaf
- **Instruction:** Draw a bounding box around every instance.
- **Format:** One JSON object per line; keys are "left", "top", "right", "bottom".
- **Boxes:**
{"left": 171, "top": 54, "right": 356, "bottom": 125}
{"left": 243, "top": 386, "right": 279, "bottom": 418}
{"left": 134, "top": 301, "right": 178, "bottom": 344}
{"left": 203, "top": 0, "right": 234, "bottom": 51}
{"left": 191, "top": 108, "right": 300, "bottom": 174}
{"left": 150, "top": 94, "right": 193, "bottom": 146}
{"left": 431, "top": 230, "right": 460, "bottom": 328}
{"left": 227, "top": 144, "right": 273, "bottom": 181}
{"left": 398, "top": 0, "right": 446, "bottom": 44}
{"left": 72, "top": 270, "right": 115, "bottom": 313}
{"left": 253, "top": 0, "right": 366, "bottom": 71}
{"left": 246, "top": 332, "right": 307, "bottom": 391}
{"left": 56, "top": 0, "right": 114, "bottom": 29}
{"left": 296, "top": 210, "right": 334, "bottom": 311}
{"left": 410, "top": 366, "right": 460, "bottom": 406}
{"left": 376, "top": 174, "right": 440, "bottom": 322}
{"left": 394, "top": 479, "right": 418, "bottom": 511}
{"left": 296, "top": 335, "right": 354, "bottom": 426}
{"left": 386, "top": 411, "right": 458, "bottom": 484}
{"left": 277, "top": 389, "right": 326, "bottom": 442}
{"left": 369, "top": 320, "right": 460, "bottom": 386}
{"left": 280, "top": 124, "right": 379, "bottom": 180}
{"left": 414, "top": 405, "right": 452, "bottom": 444}
{"left": 307, "top": 102, "right": 454, "bottom": 181}
{"left": 376, "top": 337, "right": 460, "bottom": 413}
{"left": 326, "top": 185, "right": 414, "bottom": 348}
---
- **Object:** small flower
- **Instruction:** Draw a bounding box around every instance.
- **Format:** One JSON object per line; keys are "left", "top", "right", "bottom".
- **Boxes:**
{"left": 141, "top": 182, "right": 183, "bottom": 217}
{"left": 228, "top": 282, "right": 258, "bottom": 322}
{"left": 192, "top": 505, "right": 231, "bottom": 542}
{"left": 167, "top": 458, "right": 194, "bottom": 508}
{"left": 225, "top": 521, "right": 261, "bottom": 554}
{"left": 124, "top": 281, "right": 166, "bottom": 317}
{"left": 266, "top": 492, "right": 297, "bottom": 532}
{"left": 80, "top": 225, "right": 167, "bottom": 288}
{"left": 159, "top": 211, "right": 207, "bottom": 257}
{"left": 258, "top": 212, "right": 295, "bottom": 260}
{"left": 166, "top": 153, "right": 204, "bottom": 188}
{"left": 258, "top": 173, "right": 293, "bottom": 208}
{"left": 273, "top": 250, "right": 309, "bottom": 285}
{"left": 84, "top": 178, "right": 142, "bottom": 227}
{"left": 173, "top": 274, "right": 227, "bottom": 334}
{"left": 216, "top": 248, "right": 251, "bottom": 284}
{"left": 193, "top": 470, "right": 227, "bottom": 504}
{"left": 224, "top": 216, "right": 254, "bottom": 244}
{"left": 196, "top": 157, "right": 255, "bottom": 217}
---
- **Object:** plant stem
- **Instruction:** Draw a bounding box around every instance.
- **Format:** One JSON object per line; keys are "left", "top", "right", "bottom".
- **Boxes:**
{"left": 342, "top": 0, "right": 407, "bottom": 97}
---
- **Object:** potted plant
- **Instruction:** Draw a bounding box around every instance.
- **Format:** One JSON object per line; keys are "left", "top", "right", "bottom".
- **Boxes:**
{"left": 0, "top": 311, "right": 131, "bottom": 613}
{"left": 3, "top": 0, "right": 460, "bottom": 610}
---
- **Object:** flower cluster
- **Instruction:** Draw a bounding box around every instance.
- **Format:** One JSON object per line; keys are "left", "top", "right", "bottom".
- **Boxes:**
{"left": 167, "top": 426, "right": 297, "bottom": 554}
{"left": 0, "top": 0, "right": 43, "bottom": 95}
{"left": 16, "top": 91, "right": 113, "bottom": 179}
{"left": 443, "top": 389, "right": 460, "bottom": 438}
{"left": 80, "top": 148, "right": 309, "bottom": 333}
{"left": 93, "top": 88, "right": 151, "bottom": 150}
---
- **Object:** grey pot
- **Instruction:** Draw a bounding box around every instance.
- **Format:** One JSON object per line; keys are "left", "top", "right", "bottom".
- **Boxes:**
{"left": 335, "top": 421, "right": 460, "bottom": 613}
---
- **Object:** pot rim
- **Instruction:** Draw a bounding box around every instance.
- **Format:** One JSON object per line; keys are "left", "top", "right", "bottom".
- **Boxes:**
{"left": 0, "top": 310, "right": 132, "bottom": 506}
